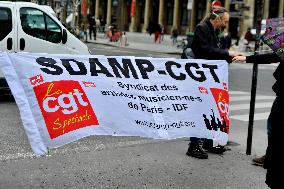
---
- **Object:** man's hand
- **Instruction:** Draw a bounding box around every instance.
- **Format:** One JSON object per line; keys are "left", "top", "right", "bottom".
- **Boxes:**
{"left": 232, "top": 55, "right": 246, "bottom": 62}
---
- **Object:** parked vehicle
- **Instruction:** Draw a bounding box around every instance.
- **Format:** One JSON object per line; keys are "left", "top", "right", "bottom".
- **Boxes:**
{"left": 0, "top": 1, "right": 90, "bottom": 54}
{"left": 0, "top": 1, "right": 90, "bottom": 96}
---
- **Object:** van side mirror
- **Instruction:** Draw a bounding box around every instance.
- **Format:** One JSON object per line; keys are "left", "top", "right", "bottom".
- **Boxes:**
{"left": 62, "top": 29, "right": 67, "bottom": 44}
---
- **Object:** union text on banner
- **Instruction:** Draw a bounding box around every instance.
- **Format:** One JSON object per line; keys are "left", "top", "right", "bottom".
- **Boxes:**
{"left": 0, "top": 53, "right": 230, "bottom": 156}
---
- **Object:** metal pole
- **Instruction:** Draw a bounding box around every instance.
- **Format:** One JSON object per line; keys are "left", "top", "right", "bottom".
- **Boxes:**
{"left": 246, "top": 0, "right": 265, "bottom": 155}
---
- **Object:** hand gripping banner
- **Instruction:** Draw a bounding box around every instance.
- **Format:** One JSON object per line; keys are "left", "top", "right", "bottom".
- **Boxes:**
{"left": 0, "top": 53, "right": 230, "bottom": 156}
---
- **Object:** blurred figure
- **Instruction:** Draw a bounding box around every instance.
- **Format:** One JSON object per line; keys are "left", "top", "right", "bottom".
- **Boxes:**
{"left": 79, "top": 23, "right": 87, "bottom": 41}
{"left": 153, "top": 23, "right": 162, "bottom": 43}
{"left": 181, "top": 32, "right": 194, "bottom": 59}
{"left": 106, "top": 25, "right": 114, "bottom": 41}
{"left": 244, "top": 27, "right": 254, "bottom": 45}
{"left": 99, "top": 17, "right": 106, "bottom": 33}
{"left": 95, "top": 17, "right": 101, "bottom": 30}
{"left": 120, "top": 31, "right": 128, "bottom": 46}
{"left": 88, "top": 15, "right": 96, "bottom": 40}
{"left": 171, "top": 26, "right": 179, "bottom": 46}
{"left": 106, "top": 24, "right": 121, "bottom": 42}
{"left": 160, "top": 24, "right": 165, "bottom": 41}
{"left": 234, "top": 26, "right": 240, "bottom": 46}
{"left": 146, "top": 20, "right": 154, "bottom": 36}
{"left": 186, "top": 32, "right": 194, "bottom": 48}
{"left": 244, "top": 27, "right": 254, "bottom": 52}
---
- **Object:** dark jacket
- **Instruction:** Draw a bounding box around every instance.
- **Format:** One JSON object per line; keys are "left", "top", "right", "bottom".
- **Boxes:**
{"left": 246, "top": 53, "right": 283, "bottom": 96}
{"left": 191, "top": 19, "right": 231, "bottom": 62}
{"left": 247, "top": 53, "right": 283, "bottom": 188}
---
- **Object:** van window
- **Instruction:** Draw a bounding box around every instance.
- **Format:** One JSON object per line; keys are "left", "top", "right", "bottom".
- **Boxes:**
{"left": 20, "top": 7, "right": 62, "bottom": 43}
{"left": 0, "top": 8, "right": 12, "bottom": 41}
{"left": 45, "top": 16, "right": 62, "bottom": 43}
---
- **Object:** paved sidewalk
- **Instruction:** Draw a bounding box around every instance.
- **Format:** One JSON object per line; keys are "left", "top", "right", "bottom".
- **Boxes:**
{"left": 86, "top": 31, "right": 272, "bottom": 56}
{"left": 86, "top": 32, "right": 185, "bottom": 54}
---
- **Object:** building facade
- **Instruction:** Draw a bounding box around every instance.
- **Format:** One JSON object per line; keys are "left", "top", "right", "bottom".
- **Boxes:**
{"left": 36, "top": 0, "right": 283, "bottom": 38}
{"left": 86, "top": 0, "right": 283, "bottom": 38}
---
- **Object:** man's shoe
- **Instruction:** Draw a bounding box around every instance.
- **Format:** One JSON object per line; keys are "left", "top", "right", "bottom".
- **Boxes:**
{"left": 204, "top": 145, "right": 226, "bottom": 154}
{"left": 252, "top": 155, "right": 265, "bottom": 166}
{"left": 186, "top": 145, "right": 208, "bottom": 159}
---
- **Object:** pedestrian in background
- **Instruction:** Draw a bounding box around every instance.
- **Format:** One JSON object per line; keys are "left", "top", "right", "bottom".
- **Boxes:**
{"left": 234, "top": 26, "right": 240, "bottom": 46}
{"left": 79, "top": 23, "right": 87, "bottom": 42}
{"left": 120, "top": 31, "right": 127, "bottom": 46}
{"left": 88, "top": 15, "right": 96, "bottom": 40}
{"left": 95, "top": 17, "right": 101, "bottom": 29}
{"left": 153, "top": 23, "right": 162, "bottom": 43}
{"left": 233, "top": 52, "right": 284, "bottom": 189}
{"left": 186, "top": 6, "right": 240, "bottom": 159}
{"left": 244, "top": 27, "right": 254, "bottom": 45}
{"left": 244, "top": 27, "right": 254, "bottom": 51}
{"left": 171, "top": 26, "right": 179, "bottom": 46}
{"left": 99, "top": 17, "right": 105, "bottom": 33}
{"left": 147, "top": 20, "right": 154, "bottom": 36}
{"left": 160, "top": 24, "right": 165, "bottom": 41}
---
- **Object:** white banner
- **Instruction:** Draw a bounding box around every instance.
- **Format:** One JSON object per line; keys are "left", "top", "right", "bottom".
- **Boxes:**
{"left": 0, "top": 53, "right": 230, "bottom": 156}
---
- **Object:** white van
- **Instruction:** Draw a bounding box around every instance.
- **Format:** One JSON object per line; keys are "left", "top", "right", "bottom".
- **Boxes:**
{"left": 0, "top": 1, "right": 90, "bottom": 54}
{"left": 0, "top": 2, "right": 90, "bottom": 96}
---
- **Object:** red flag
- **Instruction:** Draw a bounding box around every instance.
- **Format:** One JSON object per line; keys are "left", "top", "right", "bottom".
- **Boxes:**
{"left": 81, "top": 0, "right": 87, "bottom": 17}
{"left": 130, "top": 0, "right": 135, "bottom": 17}
{"left": 210, "top": 88, "right": 230, "bottom": 133}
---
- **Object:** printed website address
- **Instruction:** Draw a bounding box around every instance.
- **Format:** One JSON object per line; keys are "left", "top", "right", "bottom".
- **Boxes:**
{"left": 135, "top": 119, "right": 195, "bottom": 130}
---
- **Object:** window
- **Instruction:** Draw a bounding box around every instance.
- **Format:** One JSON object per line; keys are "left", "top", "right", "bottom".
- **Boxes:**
{"left": 139, "top": 0, "right": 145, "bottom": 24}
{"left": 180, "top": 1, "right": 188, "bottom": 26}
{"left": 45, "top": 16, "right": 62, "bottom": 43}
{"left": 0, "top": 8, "right": 12, "bottom": 41}
{"left": 20, "top": 7, "right": 62, "bottom": 43}
{"left": 166, "top": 1, "right": 174, "bottom": 25}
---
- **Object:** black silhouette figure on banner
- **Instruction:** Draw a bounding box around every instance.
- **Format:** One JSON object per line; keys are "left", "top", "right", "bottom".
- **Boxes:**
{"left": 210, "top": 109, "right": 218, "bottom": 131}
{"left": 203, "top": 110, "right": 228, "bottom": 134}
{"left": 203, "top": 114, "right": 212, "bottom": 130}
{"left": 216, "top": 118, "right": 222, "bottom": 130}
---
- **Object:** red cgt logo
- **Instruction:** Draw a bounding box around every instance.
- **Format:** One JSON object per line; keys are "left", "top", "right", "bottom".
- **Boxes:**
{"left": 33, "top": 80, "right": 99, "bottom": 139}
{"left": 29, "top": 74, "right": 44, "bottom": 86}
{"left": 199, "top": 87, "right": 208, "bottom": 94}
{"left": 210, "top": 88, "right": 230, "bottom": 133}
{"left": 83, "top": 81, "right": 96, "bottom": 88}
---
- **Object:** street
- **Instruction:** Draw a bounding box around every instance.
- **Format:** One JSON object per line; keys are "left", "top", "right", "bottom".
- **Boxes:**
{"left": 89, "top": 44, "right": 177, "bottom": 58}
{"left": 0, "top": 43, "right": 276, "bottom": 188}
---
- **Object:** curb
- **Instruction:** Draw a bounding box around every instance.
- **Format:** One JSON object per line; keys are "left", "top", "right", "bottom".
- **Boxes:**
{"left": 86, "top": 40, "right": 183, "bottom": 56}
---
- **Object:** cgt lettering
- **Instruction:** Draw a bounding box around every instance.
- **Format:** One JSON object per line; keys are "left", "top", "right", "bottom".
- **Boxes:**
{"left": 36, "top": 57, "right": 221, "bottom": 83}
{"left": 43, "top": 88, "right": 88, "bottom": 114}
{"left": 165, "top": 61, "right": 220, "bottom": 83}
{"left": 33, "top": 80, "right": 99, "bottom": 139}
